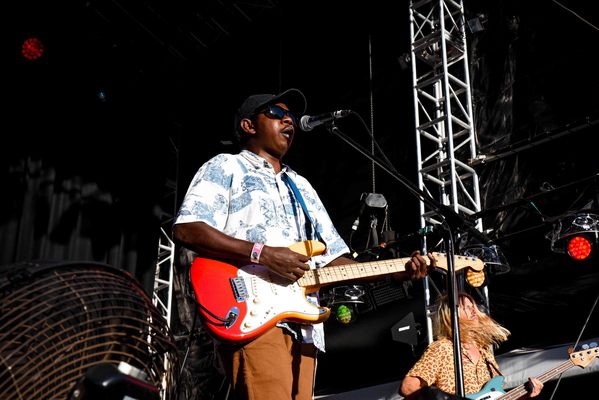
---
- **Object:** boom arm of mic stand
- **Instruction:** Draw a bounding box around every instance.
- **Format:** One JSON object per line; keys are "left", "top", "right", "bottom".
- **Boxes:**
{"left": 326, "top": 125, "right": 491, "bottom": 244}
{"left": 326, "top": 124, "right": 486, "bottom": 398}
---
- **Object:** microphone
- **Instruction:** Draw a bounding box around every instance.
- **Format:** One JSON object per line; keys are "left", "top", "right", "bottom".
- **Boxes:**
{"left": 299, "top": 110, "right": 351, "bottom": 131}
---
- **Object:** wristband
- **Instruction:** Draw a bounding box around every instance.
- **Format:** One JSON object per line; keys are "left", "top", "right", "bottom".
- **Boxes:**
{"left": 250, "top": 243, "right": 264, "bottom": 264}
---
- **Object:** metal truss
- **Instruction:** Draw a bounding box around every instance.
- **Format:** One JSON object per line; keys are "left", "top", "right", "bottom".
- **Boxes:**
{"left": 152, "top": 142, "right": 179, "bottom": 399}
{"left": 409, "top": 0, "right": 486, "bottom": 343}
{"left": 152, "top": 139, "right": 179, "bottom": 330}
{"left": 153, "top": 226, "right": 175, "bottom": 326}
{"left": 152, "top": 226, "right": 175, "bottom": 400}
{"left": 410, "top": 0, "right": 482, "bottom": 228}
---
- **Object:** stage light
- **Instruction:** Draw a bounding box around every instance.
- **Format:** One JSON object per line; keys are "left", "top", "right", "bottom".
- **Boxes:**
{"left": 21, "top": 36, "right": 45, "bottom": 61}
{"left": 460, "top": 244, "right": 510, "bottom": 287}
{"left": 566, "top": 235, "right": 593, "bottom": 261}
{"left": 548, "top": 212, "right": 598, "bottom": 262}
{"left": 69, "top": 362, "right": 160, "bottom": 400}
{"left": 334, "top": 304, "right": 355, "bottom": 324}
{"left": 466, "top": 13, "right": 488, "bottom": 34}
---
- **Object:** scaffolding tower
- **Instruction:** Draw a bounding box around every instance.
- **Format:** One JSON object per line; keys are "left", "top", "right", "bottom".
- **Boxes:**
{"left": 408, "top": 0, "right": 486, "bottom": 342}
{"left": 152, "top": 143, "right": 179, "bottom": 326}
{"left": 154, "top": 225, "right": 175, "bottom": 327}
{"left": 152, "top": 139, "right": 180, "bottom": 399}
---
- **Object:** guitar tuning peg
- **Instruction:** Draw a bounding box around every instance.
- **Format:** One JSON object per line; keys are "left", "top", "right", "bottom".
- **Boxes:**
{"left": 590, "top": 342, "right": 598, "bottom": 348}
{"left": 582, "top": 343, "right": 590, "bottom": 350}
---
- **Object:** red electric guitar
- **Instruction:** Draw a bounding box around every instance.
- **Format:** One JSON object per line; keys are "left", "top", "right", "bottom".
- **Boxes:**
{"left": 190, "top": 240, "right": 484, "bottom": 343}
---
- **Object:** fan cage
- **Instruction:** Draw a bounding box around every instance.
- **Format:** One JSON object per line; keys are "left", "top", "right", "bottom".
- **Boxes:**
{"left": 0, "top": 261, "right": 179, "bottom": 400}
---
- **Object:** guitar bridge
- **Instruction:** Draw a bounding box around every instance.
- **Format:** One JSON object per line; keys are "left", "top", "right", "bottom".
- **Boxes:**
{"left": 230, "top": 276, "right": 248, "bottom": 302}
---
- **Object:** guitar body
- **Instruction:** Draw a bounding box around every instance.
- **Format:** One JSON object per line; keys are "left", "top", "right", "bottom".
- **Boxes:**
{"left": 466, "top": 376, "right": 505, "bottom": 400}
{"left": 191, "top": 257, "right": 330, "bottom": 342}
{"left": 190, "top": 240, "right": 329, "bottom": 343}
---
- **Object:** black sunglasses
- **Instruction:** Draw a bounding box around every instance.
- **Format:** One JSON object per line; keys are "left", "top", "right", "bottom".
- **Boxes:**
{"left": 254, "top": 105, "right": 297, "bottom": 125}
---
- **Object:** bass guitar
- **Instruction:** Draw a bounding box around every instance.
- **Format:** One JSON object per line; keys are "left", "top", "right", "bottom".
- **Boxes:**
{"left": 190, "top": 240, "right": 484, "bottom": 343}
{"left": 467, "top": 344, "right": 599, "bottom": 400}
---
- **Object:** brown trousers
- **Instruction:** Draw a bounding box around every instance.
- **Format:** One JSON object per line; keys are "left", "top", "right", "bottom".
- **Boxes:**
{"left": 217, "top": 326, "right": 317, "bottom": 400}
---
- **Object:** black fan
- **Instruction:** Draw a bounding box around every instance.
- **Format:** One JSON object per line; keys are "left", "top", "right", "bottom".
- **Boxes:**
{"left": 0, "top": 261, "right": 179, "bottom": 400}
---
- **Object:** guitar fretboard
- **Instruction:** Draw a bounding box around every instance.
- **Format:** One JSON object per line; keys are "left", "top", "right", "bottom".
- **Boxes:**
{"left": 297, "top": 257, "right": 409, "bottom": 287}
{"left": 499, "top": 361, "right": 571, "bottom": 400}
{"left": 296, "top": 252, "right": 481, "bottom": 288}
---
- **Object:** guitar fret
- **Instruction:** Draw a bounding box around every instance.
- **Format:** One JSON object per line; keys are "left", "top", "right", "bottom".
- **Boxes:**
{"left": 340, "top": 266, "right": 353, "bottom": 280}
{"left": 333, "top": 266, "right": 353, "bottom": 281}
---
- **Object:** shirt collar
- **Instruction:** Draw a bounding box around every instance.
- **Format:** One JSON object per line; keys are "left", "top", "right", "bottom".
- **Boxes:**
{"left": 239, "top": 149, "right": 297, "bottom": 177}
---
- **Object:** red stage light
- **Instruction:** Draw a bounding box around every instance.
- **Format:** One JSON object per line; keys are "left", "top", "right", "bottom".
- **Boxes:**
{"left": 21, "top": 37, "right": 45, "bottom": 61}
{"left": 566, "top": 235, "right": 593, "bottom": 261}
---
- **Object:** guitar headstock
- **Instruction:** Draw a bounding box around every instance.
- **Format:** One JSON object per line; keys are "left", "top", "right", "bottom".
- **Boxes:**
{"left": 570, "top": 342, "right": 599, "bottom": 368}
{"left": 430, "top": 252, "right": 486, "bottom": 287}
{"left": 431, "top": 252, "right": 485, "bottom": 272}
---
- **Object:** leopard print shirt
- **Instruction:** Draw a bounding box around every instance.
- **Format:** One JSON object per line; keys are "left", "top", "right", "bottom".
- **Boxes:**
{"left": 405, "top": 338, "right": 501, "bottom": 395}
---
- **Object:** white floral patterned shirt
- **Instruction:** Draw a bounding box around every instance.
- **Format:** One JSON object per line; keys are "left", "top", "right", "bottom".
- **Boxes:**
{"left": 174, "top": 150, "right": 350, "bottom": 351}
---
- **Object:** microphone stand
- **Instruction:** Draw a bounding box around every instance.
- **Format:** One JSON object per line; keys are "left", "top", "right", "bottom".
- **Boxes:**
{"left": 326, "top": 123, "right": 492, "bottom": 397}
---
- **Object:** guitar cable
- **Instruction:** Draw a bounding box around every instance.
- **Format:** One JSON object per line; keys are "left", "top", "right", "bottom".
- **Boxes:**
{"left": 179, "top": 306, "right": 199, "bottom": 377}
{"left": 196, "top": 301, "right": 232, "bottom": 326}
{"left": 178, "top": 301, "right": 236, "bottom": 377}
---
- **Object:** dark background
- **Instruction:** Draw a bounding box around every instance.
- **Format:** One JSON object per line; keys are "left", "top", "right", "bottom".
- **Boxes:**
{"left": 3, "top": 0, "right": 599, "bottom": 398}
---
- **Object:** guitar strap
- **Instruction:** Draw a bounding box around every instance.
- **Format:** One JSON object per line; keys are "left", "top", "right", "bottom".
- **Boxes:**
{"left": 282, "top": 172, "right": 323, "bottom": 243}
{"left": 484, "top": 354, "right": 502, "bottom": 377}
{"left": 280, "top": 172, "right": 323, "bottom": 341}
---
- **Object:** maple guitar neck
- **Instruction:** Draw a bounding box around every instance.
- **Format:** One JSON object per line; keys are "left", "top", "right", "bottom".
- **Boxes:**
{"left": 297, "top": 252, "right": 482, "bottom": 289}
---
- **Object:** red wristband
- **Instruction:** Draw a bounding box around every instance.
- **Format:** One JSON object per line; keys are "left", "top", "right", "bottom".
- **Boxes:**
{"left": 250, "top": 243, "right": 264, "bottom": 264}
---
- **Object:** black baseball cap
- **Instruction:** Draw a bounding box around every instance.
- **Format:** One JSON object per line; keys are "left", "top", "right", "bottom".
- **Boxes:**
{"left": 234, "top": 88, "right": 307, "bottom": 139}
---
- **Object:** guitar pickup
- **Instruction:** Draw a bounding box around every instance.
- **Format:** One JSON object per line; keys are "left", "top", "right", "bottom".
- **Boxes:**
{"left": 230, "top": 276, "right": 248, "bottom": 302}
